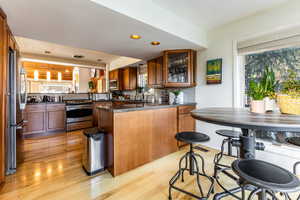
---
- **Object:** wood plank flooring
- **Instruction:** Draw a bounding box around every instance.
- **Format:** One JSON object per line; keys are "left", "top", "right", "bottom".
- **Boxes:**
{"left": 0, "top": 131, "right": 299, "bottom": 200}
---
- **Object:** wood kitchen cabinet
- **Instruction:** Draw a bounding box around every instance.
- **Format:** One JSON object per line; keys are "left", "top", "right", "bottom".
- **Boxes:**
{"left": 147, "top": 56, "right": 163, "bottom": 88}
{"left": 147, "top": 49, "right": 196, "bottom": 88}
{"left": 46, "top": 104, "right": 66, "bottom": 132}
{"left": 163, "top": 49, "right": 196, "bottom": 87}
{"left": 122, "top": 67, "right": 137, "bottom": 90}
{"left": 109, "top": 69, "right": 123, "bottom": 90}
{"left": 177, "top": 105, "right": 196, "bottom": 148}
{"left": 93, "top": 101, "right": 112, "bottom": 126}
{"left": 23, "top": 104, "right": 47, "bottom": 136}
{"left": 23, "top": 103, "right": 66, "bottom": 137}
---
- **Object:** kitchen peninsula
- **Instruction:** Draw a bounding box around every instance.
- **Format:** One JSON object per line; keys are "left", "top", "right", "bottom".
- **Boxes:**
{"left": 97, "top": 102, "right": 196, "bottom": 176}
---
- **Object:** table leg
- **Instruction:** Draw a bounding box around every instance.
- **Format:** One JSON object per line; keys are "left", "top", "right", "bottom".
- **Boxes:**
{"left": 240, "top": 129, "right": 256, "bottom": 159}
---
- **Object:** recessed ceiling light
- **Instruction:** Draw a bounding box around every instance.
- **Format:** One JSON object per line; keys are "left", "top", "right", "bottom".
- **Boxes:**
{"left": 73, "top": 55, "right": 84, "bottom": 59}
{"left": 65, "top": 69, "right": 70, "bottom": 73}
{"left": 44, "top": 51, "right": 51, "bottom": 54}
{"left": 151, "top": 41, "right": 160, "bottom": 46}
{"left": 97, "top": 59, "right": 102, "bottom": 62}
{"left": 130, "top": 34, "right": 141, "bottom": 40}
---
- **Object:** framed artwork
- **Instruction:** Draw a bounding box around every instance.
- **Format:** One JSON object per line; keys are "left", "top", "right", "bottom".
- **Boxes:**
{"left": 206, "top": 58, "right": 222, "bottom": 84}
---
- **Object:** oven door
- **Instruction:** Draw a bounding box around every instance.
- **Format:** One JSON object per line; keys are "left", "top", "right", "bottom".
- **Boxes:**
{"left": 66, "top": 105, "right": 93, "bottom": 123}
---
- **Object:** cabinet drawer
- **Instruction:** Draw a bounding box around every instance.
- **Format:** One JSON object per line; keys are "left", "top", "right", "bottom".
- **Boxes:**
{"left": 178, "top": 105, "right": 196, "bottom": 114}
{"left": 25, "top": 104, "right": 46, "bottom": 112}
{"left": 46, "top": 104, "right": 66, "bottom": 111}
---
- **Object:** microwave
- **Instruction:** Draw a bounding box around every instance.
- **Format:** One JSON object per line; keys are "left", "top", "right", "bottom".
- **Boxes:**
{"left": 109, "top": 80, "right": 119, "bottom": 90}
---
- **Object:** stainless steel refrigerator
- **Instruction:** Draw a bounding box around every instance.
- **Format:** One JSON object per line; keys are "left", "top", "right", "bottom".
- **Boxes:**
{"left": 6, "top": 48, "right": 27, "bottom": 175}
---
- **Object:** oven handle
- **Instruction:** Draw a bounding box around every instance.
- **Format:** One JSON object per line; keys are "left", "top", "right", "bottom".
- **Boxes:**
{"left": 66, "top": 105, "right": 93, "bottom": 111}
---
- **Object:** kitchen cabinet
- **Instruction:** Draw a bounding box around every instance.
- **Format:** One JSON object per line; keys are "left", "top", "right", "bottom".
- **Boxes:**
{"left": 147, "top": 56, "right": 163, "bottom": 88}
{"left": 23, "top": 104, "right": 47, "bottom": 135}
{"left": 122, "top": 67, "right": 137, "bottom": 90}
{"left": 163, "top": 49, "right": 196, "bottom": 87}
{"left": 46, "top": 104, "right": 66, "bottom": 132}
{"left": 93, "top": 101, "right": 112, "bottom": 126}
{"left": 109, "top": 69, "right": 123, "bottom": 90}
{"left": 177, "top": 105, "right": 196, "bottom": 148}
{"left": 23, "top": 103, "right": 66, "bottom": 137}
{"left": 147, "top": 49, "right": 196, "bottom": 88}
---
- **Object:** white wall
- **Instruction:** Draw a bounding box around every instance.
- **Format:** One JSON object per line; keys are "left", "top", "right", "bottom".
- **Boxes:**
{"left": 196, "top": 0, "right": 300, "bottom": 171}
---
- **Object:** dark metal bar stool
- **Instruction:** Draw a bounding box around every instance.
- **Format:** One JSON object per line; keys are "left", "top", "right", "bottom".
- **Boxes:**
{"left": 169, "top": 131, "right": 214, "bottom": 200}
{"left": 232, "top": 159, "right": 300, "bottom": 200}
{"left": 213, "top": 130, "right": 241, "bottom": 195}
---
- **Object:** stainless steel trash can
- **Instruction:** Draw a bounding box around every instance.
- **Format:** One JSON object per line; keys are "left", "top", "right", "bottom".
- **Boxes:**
{"left": 82, "top": 127, "right": 105, "bottom": 176}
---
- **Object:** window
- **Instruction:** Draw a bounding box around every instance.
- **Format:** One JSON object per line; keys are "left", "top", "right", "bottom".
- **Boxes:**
{"left": 244, "top": 47, "right": 300, "bottom": 105}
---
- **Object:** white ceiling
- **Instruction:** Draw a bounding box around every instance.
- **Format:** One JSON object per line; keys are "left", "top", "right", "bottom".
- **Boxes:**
{"left": 153, "top": 0, "right": 290, "bottom": 30}
{"left": 16, "top": 36, "right": 119, "bottom": 64}
{"left": 0, "top": 0, "right": 291, "bottom": 61}
{"left": 0, "top": 0, "right": 201, "bottom": 61}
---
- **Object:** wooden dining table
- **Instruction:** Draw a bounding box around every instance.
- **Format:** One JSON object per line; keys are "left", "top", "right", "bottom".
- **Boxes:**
{"left": 191, "top": 107, "right": 300, "bottom": 200}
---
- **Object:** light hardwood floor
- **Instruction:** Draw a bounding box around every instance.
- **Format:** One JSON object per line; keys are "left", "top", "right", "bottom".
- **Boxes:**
{"left": 0, "top": 131, "right": 299, "bottom": 200}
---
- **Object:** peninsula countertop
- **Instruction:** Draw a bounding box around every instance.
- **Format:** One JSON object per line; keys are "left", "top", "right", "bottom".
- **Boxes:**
{"left": 97, "top": 102, "right": 197, "bottom": 113}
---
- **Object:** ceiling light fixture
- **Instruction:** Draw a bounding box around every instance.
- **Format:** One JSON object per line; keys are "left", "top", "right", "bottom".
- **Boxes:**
{"left": 73, "top": 55, "right": 84, "bottom": 59}
{"left": 151, "top": 41, "right": 160, "bottom": 46}
{"left": 130, "top": 34, "right": 141, "bottom": 40}
{"left": 65, "top": 69, "right": 69, "bottom": 73}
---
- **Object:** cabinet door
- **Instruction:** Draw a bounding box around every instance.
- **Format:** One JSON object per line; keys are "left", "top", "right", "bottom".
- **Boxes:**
{"left": 46, "top": 104, "right": 65, "bottom": 132}
{"left": 147, "top": 59, "right": 156, "bottom": 86}
{"left": 129, "top": 67, "right": 137, "bottom": 90}
{"left": 156, "top": 56, "right": 163, "bottom": 86}
{"left": 122, "top": 68, "right": 130, "bottom": 90}
{"left": 164, "top": 49, "right": 196, "bottom": 87}
{"left": 24, "top": 111, "right": 46, "bottom": 135}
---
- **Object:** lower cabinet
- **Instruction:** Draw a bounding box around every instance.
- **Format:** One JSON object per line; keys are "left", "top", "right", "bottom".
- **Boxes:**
{"left": 46, "top": 104, "right": 66, "bottom": 132}
{"left": 23, "top": 104, "right": 66, "bottom": 137}
{"left": 177, "top": 105, "right": 196, "bottom": 148}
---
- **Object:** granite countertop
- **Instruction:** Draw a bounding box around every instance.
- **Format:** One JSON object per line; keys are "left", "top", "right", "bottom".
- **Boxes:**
{"left": 97, "top": 102, "right": 196, "bottom": 113}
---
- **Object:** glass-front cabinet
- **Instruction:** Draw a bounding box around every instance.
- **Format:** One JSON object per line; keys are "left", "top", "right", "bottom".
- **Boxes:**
{"left": 163, "top": 49, "right": 196, "bottom": 87}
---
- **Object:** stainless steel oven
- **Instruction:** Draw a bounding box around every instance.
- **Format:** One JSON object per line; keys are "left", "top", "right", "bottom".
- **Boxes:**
{"left": 65, "top": 100, "right": 93, "bottom": 131}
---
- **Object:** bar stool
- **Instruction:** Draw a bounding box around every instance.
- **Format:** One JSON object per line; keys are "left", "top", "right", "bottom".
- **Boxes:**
{"left": 213, "top": 130, "right": 241, "bottom": 191}
{"left": 232, "top": 159, "right": 300, "bottom": 200}
{"left": 169, "top": 131, "right": 214, "bottom": 200}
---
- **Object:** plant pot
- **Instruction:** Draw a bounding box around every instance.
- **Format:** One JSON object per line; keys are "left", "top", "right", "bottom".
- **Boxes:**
{"left": 250, "top": 100, "right": 265, "bottom": 114}
{"left": 264, "top": 97, "right": 276, "bottom": 112}
{"left": 277, "top": 94, "right": 300, "bottom": 115}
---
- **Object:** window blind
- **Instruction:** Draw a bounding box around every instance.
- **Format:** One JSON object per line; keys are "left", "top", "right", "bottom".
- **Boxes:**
{"left": 237, "top": 27, "right": 300, "bottom": 55}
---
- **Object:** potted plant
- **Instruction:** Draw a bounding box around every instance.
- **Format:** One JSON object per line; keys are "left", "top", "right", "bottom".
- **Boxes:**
{"left": 248, "top": 80, "right": 266, "bottom": 113}
{"left": 261, "top": 67, "right": 279, "bottom": 111}
{"left": 277, "top": 70, "right": 300, "bottom": 115}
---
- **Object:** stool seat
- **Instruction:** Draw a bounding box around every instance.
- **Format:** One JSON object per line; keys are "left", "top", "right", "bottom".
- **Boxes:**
{"left": 216, "top": 129, "right": 241, "bottom": 138}
{"left": 232, "top": 159, "right": 300, "bottom": 193}
{"left": 175, "top": 132, "right": 210, "bottom": 144}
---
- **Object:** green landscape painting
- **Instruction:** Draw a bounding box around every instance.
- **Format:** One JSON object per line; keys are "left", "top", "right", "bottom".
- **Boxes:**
{"left": 207, "top": 59, "right": 222, "bottom": 84}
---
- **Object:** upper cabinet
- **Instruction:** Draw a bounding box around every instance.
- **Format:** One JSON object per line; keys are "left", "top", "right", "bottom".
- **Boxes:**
{"left": 109, "top": 67, "right": 137, "bottom": 91}
{"left": 147, "top": 49, "right": 196, "bottom": 88}
{"left": 147, "top": 56, "right": 163, "bottom": 88}
{"left": 122, "top": 67, "right": 137, "bottom": 91}
{"left": 163, "top": 49, "right": 196, "bottom": 88}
